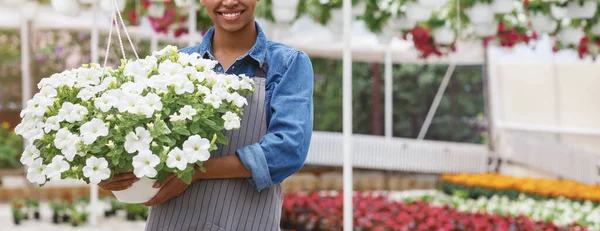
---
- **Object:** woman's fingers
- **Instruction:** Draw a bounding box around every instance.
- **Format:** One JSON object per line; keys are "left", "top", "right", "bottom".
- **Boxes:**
{"left": 98, "top": 172, "right": 140, "bottom": 191}
{"left": 153, "top": 175, "right": 175, "bottom": 188}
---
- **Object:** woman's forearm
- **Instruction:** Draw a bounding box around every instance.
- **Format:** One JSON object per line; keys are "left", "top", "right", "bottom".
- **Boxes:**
{"left": 192, "top": 154, "right": 252, "bottom": 181}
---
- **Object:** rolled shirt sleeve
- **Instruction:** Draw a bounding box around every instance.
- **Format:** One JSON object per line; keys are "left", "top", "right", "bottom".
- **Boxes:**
{"left": 236, "top": 51, "right": 314, "bottom": 192}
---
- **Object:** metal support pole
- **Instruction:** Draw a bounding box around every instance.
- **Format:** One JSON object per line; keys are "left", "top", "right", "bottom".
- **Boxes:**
{"left": 151, "top": 32, "right": 158, "bottom": 52}
{"left": 342, "top": 0, "right": 353, "bottom": 230}
{"left": 417, "top": 63, "right": 456, "bottom": 140}
{"left": 89, "top": 0, "right": 100, "bottom": 225}
{"left": 384, "top": 47, "right": 393, "bottom": 139}
{"left": 188, "top": 5, "right": 197, "bottom": 46}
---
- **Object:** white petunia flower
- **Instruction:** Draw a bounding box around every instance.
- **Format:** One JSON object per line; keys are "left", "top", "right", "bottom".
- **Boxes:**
{"left": 196, "top": 85, "right": 211, "bottom": 95}
{"left": 76, "top": 68, "right": 102, "bottom": 87}
{"left": 222, "top": 111, "right": 241, "bottom": 130}
{"left": 80, "top": 118, "right": 109, "bottom": 145}
{"left": 57, "top": 102, "right": 74, "bottom": 121}
{"left": 20, "top": 145, "right": 40, "bottom": 166}
{"left": 182, "top": 135, "right": 211, "bottom": 163}
{"left": 44, "top": 155, "right": 70, "bottom": 180}
{"left": 132, "top": 150, "right": 160, "bottom": 178}
{"left": 54, "top": 129, "right": 73, "bottom": 150}
{"left": 124, "top": 127, "right": 153, "bottom": 153}
{"left": 95, "top": 76, "right": 116, "bottom": 93}
{"left": 148, "top": 74, "right": 170, "bottom": 94}
{"left": 166, "top": 147, "right": 188, "bottom": 171}
{"left": 68, "top": 104, "right": 88, "bottom": 122}
{"left": 222, "top": 74, "right": 241, "bottom": 90}
{"left": 169, "top": 113, "right": 184, "bottom": 122}
{"left": 82, "top": 157, "right": 111, "bottom": 184}
{"left": 26, "top": 158, "right": 47, "bottom": 184}
{"left": 124, "top": 60, "right": 151, "bottom": 80}
{"left": 173, "top": 79, "right": 195, "bottom": 95}
{"left": 203, "top": 94, "right": 222, "bottom": 109}
{"left": 179, "top": 105, "right": 197, "bottom": 120}
{"left": 39, "top": 86, "right": 58, "bottom": 98}
{"left": 145, "top": 93, "right": 163, "bottom": 111}
{"left": 118, "top": 93, "right": 142, "bottom": 114}
{"left": 239, "top": 74, "right": 254, "bottom": 90}
{"left": 77, "top": 87, "right": 96, "bottom": 101}
{"left": 94, "top": 93, "right": 118, "bottom": 112}
{"left": 120, "top": 82, "right": 146, "bottom": 95}
{"left": 226, "top": 92, "right": 248, "bottom": 108}
{"left": 43, "top": 116, "right": 61, "bottom": 133}
{"left": 61, "top": 138, "right": 82, "bottom": 162}
{"left": 158, "top": 60, "right": 184, "bottom": 77}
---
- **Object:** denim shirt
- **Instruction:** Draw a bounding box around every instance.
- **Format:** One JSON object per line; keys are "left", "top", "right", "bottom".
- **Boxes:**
{"left": 179, "top": 22, "right": 314, "bottom": 192}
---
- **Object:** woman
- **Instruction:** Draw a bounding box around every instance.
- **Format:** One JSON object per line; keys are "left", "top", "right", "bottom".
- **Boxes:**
{"left": 98, "top": 0, "right": 314, "bottom": 230}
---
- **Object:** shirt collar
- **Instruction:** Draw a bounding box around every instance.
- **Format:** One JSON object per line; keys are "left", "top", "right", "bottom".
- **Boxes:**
{"left": 199, "top": 21, "right": 267, "bottom": 67}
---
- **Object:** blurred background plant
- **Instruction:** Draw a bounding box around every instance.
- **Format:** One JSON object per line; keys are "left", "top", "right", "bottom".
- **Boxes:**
{"left": 0, "top": 121, "right": 22, "bottom": 169}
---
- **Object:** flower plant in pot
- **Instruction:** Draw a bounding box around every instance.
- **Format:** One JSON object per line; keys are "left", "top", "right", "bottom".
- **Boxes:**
{"left": 15, "top": 46, "right": 256, "bottom": 204}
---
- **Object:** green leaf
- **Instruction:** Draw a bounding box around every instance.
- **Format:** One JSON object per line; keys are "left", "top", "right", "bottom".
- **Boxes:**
{"left": 203, "top": 119, "right": 216, "bottom": 127}
{"left": 157, "top": 136, "right": 172, "bottom": 144}
{"left": 90, "top": 146, "right": 103, "bottom": 154}
{"left": 174, "top": 128, "right": 191, "bottom": 136}
{"left": 190, "top": 122, "right": 201, "bottom": 134}
{"left": 111, "top": 155, "right": 119, "bottom": 166}
{"left": 216, "top": 133, "right": 228, "bottom": 145}
{"left": 156, "top": 171, "right": 171, "bottom": 184}
{"left": 180, "top": 172, "right": 192, "bottom": 185}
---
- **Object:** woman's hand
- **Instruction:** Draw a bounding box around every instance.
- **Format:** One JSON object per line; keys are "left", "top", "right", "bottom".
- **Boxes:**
{"left": 142, "top": 175, "right": 190, "bottom": 206}
{"left": 98, "top": 172, "right": 139, "bottom": 191}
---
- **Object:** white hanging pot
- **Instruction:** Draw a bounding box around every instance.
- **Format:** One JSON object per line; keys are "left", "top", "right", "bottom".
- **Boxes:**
{"left": 551, "top": 4, "right": 567, "bottom": 19}
{"left": 391, "top": 16, "right": 417, "bottom": 30}
{"left": 432, "top": 27, "right": 456, "bottom": 45}
{"left": 530, "top": 13, "right": 557, "bottom": 33}
{"left": 558, "top": 27, "right": 585, "bottom": 46}
{"left": 111, "top": 177, "right": 160, "bottom": 204}
{"left": 51, "top": 0, "right": 80, "bottom": 17}
{"left": 590, "top": 23, "right": 600, "bottom": 36}
{"left": 566, "top": 0, "right": 597, "bottom": 19}
{"left": 473, "top": 22, "right": 498, "bottom": 37}
{"left": 491, "top": 0, "right": 513, "bottom": 14}
{"left": 272, "top": 0, "right": 300, "bottom": 24}
{"left": 465, "top": 3, "right": 494, "bottom": 25}
{"left": 100, "top": 0, "right": 126, "bottom": 12}
{"left": 405, "top": 3, "right": 433, "bottom": 22}
{"left": 418, "top": 0, "right": 448, "bottom": 9}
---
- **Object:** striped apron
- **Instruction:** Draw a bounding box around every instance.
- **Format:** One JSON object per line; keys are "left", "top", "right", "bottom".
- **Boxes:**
{"left": 145, "top": 67, "right": 283, "bottom": 231}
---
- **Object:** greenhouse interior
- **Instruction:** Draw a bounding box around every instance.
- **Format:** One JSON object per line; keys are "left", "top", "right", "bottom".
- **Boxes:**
{"left": 0, "top": 0, "right": 599, "bottom": 230}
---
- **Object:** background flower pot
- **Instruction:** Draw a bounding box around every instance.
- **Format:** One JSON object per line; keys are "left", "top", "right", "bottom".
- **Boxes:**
{"left": 432, "top": 27, "right": 456, "bottom": 45}
{"left": 465, "top": 3, "right": 494, "bottom": 25}
{"left": 591, "top": 23, "right": 600, "bottom": 36}
{"left": 418, "top": 0, "right": 448, "bottom": 9}
{"left": 551, "top": 4, "right": 567, "bottom": 19}
{"left": 492, "top": 0, "right": 513, "bottom": 14}
{"left": 530, "top": 13, "right": 557, "bottom": 33}
{"left": 111, "top": 177, "right": 160, "bottom": 204}
{"left": 566, "top": 1, "right": 597, "bottom": 19}
{"left": 405, "top": 3, "right": 433, "bottom": 22}
{"left": 50, "top": 0, "right": 80, "bottom": 17}
{"left": 473, "top": 23, "right": 498, "bottom": 37}
{"left": 558, "top": 27, "right": 585, "bottom": 46}
{"left": 391, "top": 16, "right": 417, "bottom": 30}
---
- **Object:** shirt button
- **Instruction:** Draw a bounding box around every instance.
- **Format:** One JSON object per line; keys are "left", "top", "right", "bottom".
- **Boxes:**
{"left": 231, "top": 65, "right": 235, "bottom": 69}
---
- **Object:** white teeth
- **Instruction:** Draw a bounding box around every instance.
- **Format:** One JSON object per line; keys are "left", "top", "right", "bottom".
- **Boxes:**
{"left": 222, "top": 12, "right": 241, "bottom": 18}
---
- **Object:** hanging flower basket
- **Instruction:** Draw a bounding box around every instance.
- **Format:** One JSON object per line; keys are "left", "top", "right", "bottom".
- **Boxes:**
{"left": 432, "top": 27, "right": 456, "bottom": 45}
{"left": 491, "top": 0, "right": 514, "bottom": 14}
{"left": 51, "top": 0, "right": 80, "bottom": 17}
{"left": 418, "top": 0, "right": 448, "bottom": 9}
{"left": 465, "top": 3, "right": 495, "bottom": 25}
{"left": 405, "top": 3, "right": 433, "bottom": 22}
{"left": 590, "top": 23, "right": 600, "bottom": 36}
{"left": 558, "top": 27, "right": 585, "bottom": 46}
{"left": 551, "top": 4, "right": 567, "bottom": 19}
{"left": 566, "top": 0, "right": 597, "bottom": 19}
{"left": 473, "top": 22, "right": 498, "bottom": 37}
{"left": 100, "top": 0, "right": 126, "bottom": 13}
{"left": 391, "top": 16, "right": 417, "bottom": 30}
{"left": 530, "top": 13, "right": 557, "bottom": 33}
